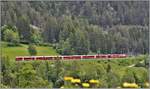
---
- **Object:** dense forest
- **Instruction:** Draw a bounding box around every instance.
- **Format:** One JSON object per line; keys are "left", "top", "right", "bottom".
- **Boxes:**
{"left": 1, "top": 1, "right": 149, "bottom": 55}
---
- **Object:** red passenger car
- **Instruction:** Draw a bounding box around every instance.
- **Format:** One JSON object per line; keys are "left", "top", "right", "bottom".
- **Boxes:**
{"left": 82, "top": 55, "right": 95, "bottom": 59}
{"left": 24, "top": 57, "right": 34, "bottom": 60}
{"left": 16, "top": 57, "right": 23, "bottom": 61}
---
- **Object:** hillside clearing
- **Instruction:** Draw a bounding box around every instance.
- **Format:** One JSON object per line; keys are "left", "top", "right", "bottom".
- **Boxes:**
{"left": 1, "top": 42, "right": 59, "bottom": 59}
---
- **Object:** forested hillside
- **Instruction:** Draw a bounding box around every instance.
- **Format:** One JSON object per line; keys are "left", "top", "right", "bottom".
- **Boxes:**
{"left": 1, "top": 1, "right": 149, "bottom": 55}
{"left": 1, "top": 1, "right": 149, "bottom": 88}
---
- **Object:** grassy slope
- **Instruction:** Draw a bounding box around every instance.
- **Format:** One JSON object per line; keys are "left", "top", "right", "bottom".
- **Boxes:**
{"left": 1, "top": 42, "right": 59, "bottom": 59}
{"left": 61, "top": 55, "right": 148, "bottom": 80}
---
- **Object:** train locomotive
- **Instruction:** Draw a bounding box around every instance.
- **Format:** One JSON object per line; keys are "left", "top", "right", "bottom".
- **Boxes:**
{"left": 16, "top": 54, "right": 127, "bottom": 61}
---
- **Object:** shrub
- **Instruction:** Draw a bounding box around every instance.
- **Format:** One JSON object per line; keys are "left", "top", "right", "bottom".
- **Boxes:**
{"left": 121, "top": 69, "right": 135, "bottom": 83}
{"left": 2, "top": 25, "right": 20, "bottom": 45}
{"left": 28, "top": 44, "right": 37, "bottom": 56}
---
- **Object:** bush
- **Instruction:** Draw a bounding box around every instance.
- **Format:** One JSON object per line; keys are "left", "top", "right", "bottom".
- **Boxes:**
{"left": 121, "top": 69, "right": 135, "bottom": 83}
{"left": 28, "top": 44, "right": 37, "bottom": 56}
{"left": 2, "top": 25, "right": 20, "bottom": 45}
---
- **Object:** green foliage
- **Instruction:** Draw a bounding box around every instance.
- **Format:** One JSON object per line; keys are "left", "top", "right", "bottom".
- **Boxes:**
{"left": 1, "top": 1, "right": 149, "bottom": 88}
{"left": 107, "top": 72, "right": 120, "bottom": 88}
{"left": 1, "top": 56, "right": 17, "bottom": 87}
{"left": 2, "top": 25, "right": 20, "bottom": 46}
{"left": 1, "top": 1, "right": 149, "bottom": 55}
{"left": 18, "top": 63, "right": 51, "bottom": 88}
{"left": 144, "top": 57, "right": 149, "bottom": 68}
{"left": 1, "top": 55, "right": 149, "bottom": 88}
{"left": 73, "top": 30, "right": 90, "bottom": 55}
{"left": 1, "top": 1, "right": 149, "bottom": 54}
{"left": 121, "top": 68, "right": 135, "bottom": 83}
{"left": 57, "top": 39, "right": 74, "bottom": 55}
{"left": 29, "top": 25, "right": 43, "bottom": 44}
{"left": 28, "top": 44, "right": 37, "bottom": 56}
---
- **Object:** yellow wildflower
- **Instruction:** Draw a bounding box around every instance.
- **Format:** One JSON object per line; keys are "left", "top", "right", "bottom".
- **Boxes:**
{"left": 82, "top": 83, "right": 90, "bottom": 88}
{"left": 123, "top": 82, "right": 138, "bottom": 88}
{"left": 64, "top": 76, "right": 73, "bottom": 81}
{"left": 71, "top": 79, "right": 81, "bottom": 83}
{"left": 89, "top": 79, "right": 99, "bottom": 84}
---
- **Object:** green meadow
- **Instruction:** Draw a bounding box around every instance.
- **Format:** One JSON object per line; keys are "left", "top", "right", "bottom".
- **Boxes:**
{"left": 1, "top": 42, "right": 58, "bottom": 59}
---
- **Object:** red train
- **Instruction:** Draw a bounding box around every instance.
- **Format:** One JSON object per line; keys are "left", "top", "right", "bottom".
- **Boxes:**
{"left": 16, "top": 54, "right": 127, "bottom": 61}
